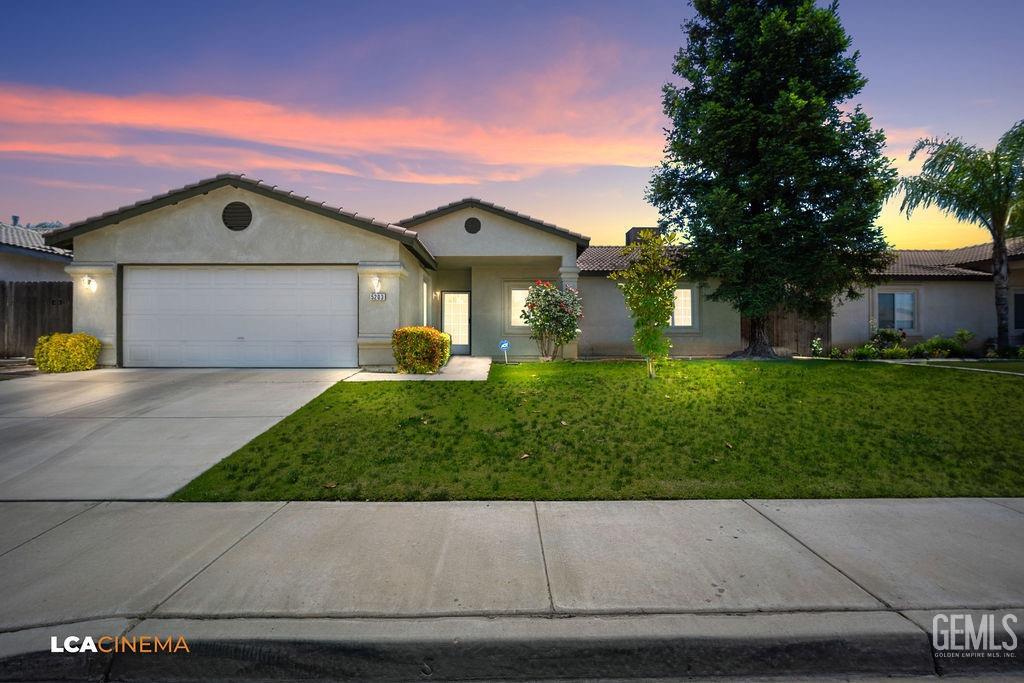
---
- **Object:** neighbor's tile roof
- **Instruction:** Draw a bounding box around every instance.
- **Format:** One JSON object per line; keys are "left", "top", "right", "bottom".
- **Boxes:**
{"left": 0, "top": 222, "right": 72, "bottom": 258}
{"left": 577, "top": 236, "right": 1024, "bottom": 279}
{"left": 398, "top": 197, "right": 590, "bottom": 245}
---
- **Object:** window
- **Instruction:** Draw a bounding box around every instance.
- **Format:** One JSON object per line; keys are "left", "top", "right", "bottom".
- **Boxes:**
{"left": 669, "top": 288, "right": 694, "bottom": 327}
{"left": 1014, "top": 291, "right": 1024, "bottom": 331}
{"left": 422, "top": 281, "right": 429, "bottom": 326}
{"left": 510, "top": 288, "right": 529, "bottom": 327}
{"left": 878, "top": 291, "right": 916, "bottom": 330}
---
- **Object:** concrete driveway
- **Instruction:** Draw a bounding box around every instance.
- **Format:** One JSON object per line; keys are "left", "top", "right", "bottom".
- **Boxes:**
{"left": 0, "top": 368, "right": 357, "bottom": 500}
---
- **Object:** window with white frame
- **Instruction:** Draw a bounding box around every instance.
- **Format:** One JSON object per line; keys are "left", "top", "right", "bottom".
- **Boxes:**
{"left": 877, "top": 291, "right": 916, "bottom": 331}
{"left": 510, "top": 288, "right": 529, "bottom": 327}
{"left": 422, "top": 280, "right": 429, "bottom": 326}
{"left": 669, "top": 287, "right": 694, "bottom": 327}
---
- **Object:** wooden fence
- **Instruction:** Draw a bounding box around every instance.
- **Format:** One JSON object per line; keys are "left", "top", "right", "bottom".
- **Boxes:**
{"left": 1, "top": 281, "right": 73, "bottom": 358}
{"left": 741, "top": 308, "right": 830, "bottom": 357}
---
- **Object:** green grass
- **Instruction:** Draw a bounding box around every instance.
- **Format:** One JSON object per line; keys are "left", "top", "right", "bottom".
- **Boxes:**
{"left": 172, "top": 360, "right": 1024, "bottom": 501}
{"left": 931, "top": 361, "right": 1024, "bottom": 374}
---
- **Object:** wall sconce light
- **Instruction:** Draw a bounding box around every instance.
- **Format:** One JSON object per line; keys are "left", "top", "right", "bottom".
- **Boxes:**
{"left": 370, "top": 275, "right": 382, "bottom": 293}
{"left": 82, "top": 275, "right": 98, "bottom": 293}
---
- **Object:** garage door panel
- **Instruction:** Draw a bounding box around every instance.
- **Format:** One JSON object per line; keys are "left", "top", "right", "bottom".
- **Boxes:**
{"left": 123, "top": 266, "right": 358, "bottom": 367}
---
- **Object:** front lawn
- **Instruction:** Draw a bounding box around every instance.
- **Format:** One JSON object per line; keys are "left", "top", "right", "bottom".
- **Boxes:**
{"left": 172, "top": 360, "right": 1024, "bottom": 501}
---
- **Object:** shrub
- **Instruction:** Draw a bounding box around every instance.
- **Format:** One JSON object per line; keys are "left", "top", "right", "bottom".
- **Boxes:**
{"left": 34, "top": 333, "right": 102, "bottom": 373}
{"left": 810, "top": 337, "right": 824, "bottom": 357}
{"left": 829, "top": 346, "right": 845, "bottom": 359}
{"left": 1019, "top": 346, "right": 1024, "bottom": 360}
{"left": 848, "top": 344, "right": 880, "bottom": 360}
{"left": 880, "top": 345, "right": 910, "bottom": 359}
{"left": 870, "top": 327, "right": 905, "bottom": 350}
{"left": 952, "top": 328, "right": 975, "bottom": 351}
{"left": 923, "top": 335, "right": 964, "bottom": 358}
{"left": 391, "top": 326, "right": 451, "bottom": 374}
{"left": 520, "top": 280, "right": 583, "bottom": 359}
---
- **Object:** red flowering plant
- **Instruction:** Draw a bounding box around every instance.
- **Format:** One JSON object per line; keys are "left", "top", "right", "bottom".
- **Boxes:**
{"left": 520, "top": 279, "right": 583, "bottom": 359}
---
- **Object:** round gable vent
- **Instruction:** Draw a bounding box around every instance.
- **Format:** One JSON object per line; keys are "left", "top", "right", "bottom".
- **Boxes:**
{"left": 464, "top": 216, "right": 481, "bottom": 234}
{"left": 222, "top": 202, "right": 253, "bottom": 231}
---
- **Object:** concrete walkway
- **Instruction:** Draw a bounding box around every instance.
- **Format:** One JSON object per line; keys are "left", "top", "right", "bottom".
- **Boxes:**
{"left": 344, "top": 355, "right": 492, "bottom": 381}
{"left": 1, "top": 498, "right": 1022, "bottom": 680}
{"left": 0, "top": 369, "right": 357, "bottom": 500}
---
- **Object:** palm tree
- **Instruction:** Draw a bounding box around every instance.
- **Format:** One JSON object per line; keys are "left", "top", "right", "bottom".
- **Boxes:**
{"left": 898, "top": 120, "right": 1024, "bottom": 351}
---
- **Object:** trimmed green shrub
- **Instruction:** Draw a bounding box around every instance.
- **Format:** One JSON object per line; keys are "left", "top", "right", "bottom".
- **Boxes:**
{"left": 880, "top": 345, "right": 910, "bottom": 359}
{"left": 870, "top": 327, "right": 905, "bottom": 350}
{"left": 1019, "top": 346, "right": 1024, "bottom": 360}
{"left": 848, "top": 344, "right": 880, "bottom": 360}
{"left": 34, "top": 333, "right": 102, "bottom": 373}
{"left": 829, "top": 346, "right": 845, "bottom": 359}
{"left": 952, "top": 328, "right": 975, "bottom": 351}
{"left": 392, "top": 326, "right": 451, "bottom": 374}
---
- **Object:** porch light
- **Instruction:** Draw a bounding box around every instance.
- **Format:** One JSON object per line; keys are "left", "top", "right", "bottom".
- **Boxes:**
{"left": 82, "top": 275, "right": 98, "bottom": 293}
{"left": 371, "top": 275, "right": 382, "bottom": 293}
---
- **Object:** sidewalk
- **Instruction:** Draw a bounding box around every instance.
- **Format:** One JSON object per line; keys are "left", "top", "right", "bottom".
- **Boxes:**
{"left": 1, "top": 498, "right": 1022, "bottom": 680}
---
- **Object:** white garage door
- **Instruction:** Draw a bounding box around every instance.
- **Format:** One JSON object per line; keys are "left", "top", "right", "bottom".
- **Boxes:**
{"left": 123, "top": 266, "right": 358, "bottom": 367}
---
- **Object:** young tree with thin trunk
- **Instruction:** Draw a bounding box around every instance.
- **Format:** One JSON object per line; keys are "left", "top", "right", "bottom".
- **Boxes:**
{"left": 610, "top": 231, "right": 683, "bottom": 378}
{"left": 899, "top": 121, "right": 1024, "bottom": 351}
{"left": 648, "top": 0, "right": 896, "bottom": 357}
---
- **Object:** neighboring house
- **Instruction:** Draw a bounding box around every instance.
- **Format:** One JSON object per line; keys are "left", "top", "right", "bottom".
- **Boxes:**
{"left": 831, "top": 237, "right": 1024, "bottom": 351}
{"left": 43, "top": 174, "right": 1023, "bottom": 367}
{"left": 0, "top": 220, "right": 72, "bottom": 281}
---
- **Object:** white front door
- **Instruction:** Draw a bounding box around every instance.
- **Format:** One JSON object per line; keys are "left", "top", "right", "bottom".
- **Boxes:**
{"left": 442, "top": 291, "right": 470, "bottom": 355}
{"left": 122, "top": 265, "right": 358, "bottom": 367}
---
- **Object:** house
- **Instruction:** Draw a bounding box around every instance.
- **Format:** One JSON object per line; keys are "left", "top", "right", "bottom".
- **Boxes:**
{"left": 832, "top": 237, "right": 1024, "bottom": 351}
{"left": 0, "top": 219, "right": 72, "bottom": 281}
{"left": 43, "top": 174, "right": 1022, "bottom": 367}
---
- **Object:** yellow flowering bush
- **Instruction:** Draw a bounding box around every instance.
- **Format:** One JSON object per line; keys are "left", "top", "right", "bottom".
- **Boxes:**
{"left": 34, "top": 333, "right": 102, "bottom": 373}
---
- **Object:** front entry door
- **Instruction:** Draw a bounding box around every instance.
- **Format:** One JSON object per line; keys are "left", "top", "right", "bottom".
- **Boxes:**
{"left": 442, "top": 291, "right": 470, "bottom": 355}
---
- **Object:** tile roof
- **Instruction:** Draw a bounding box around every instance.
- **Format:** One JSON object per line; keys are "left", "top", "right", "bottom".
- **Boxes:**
{"left": 0, "top": 222, "right": 72, "bottom": 258}
{"left": 577, "top": 236, "right": 1024, "bottom": 280}
{"left": 398, "top": 197, "right": 590, "bottom": 246}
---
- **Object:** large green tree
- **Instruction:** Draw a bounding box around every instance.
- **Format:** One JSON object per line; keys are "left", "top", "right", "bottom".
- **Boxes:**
{"left": 899, "top": 121, "right": 1024, "bottom": 351}
{"left": 649, "top": 0, "right": 896, "bottom": 356}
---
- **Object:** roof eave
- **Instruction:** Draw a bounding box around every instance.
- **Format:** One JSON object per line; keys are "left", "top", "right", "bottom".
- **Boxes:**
{"left": 398, "top": 198, "right": 591, "bottom": 247}
{"left": 0, "top": 243, "right": 73, "bottom": 263}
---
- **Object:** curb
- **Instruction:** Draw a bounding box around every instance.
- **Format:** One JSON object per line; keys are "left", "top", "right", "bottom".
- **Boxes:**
{"left": 3, "top": 611, "right": 941, "bottom": 681}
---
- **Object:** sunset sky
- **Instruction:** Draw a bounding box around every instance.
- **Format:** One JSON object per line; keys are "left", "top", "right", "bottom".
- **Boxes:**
{"left": 1, "top": 0, "right": 1021, "bottom": 247}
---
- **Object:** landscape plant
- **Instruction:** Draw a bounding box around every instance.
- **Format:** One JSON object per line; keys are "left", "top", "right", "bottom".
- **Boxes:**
{"left": 520, "top": 280, "right": 583, "bottom": 359}
{"left": 899, "top": 120, "right": 1024, "bottom": 351}
{"left": 609, "top": 230, "right": 683, "bottom": 377}
{"left": 34, "top": 332, "right": 102, "bottom": 373}
{"left": 391, "top": 326, "right": 451, "bottom": 374}
{"left": 649, "top": 0, "right": 897, "bottom": 357}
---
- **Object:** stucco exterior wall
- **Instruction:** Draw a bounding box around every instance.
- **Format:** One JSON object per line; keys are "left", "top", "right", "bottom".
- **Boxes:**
{"left": 469, "top": 263, "right": 562, "bottom": 359}
{"left": 578, "top": 275, "right": 743, "bottom": 357}
{"left": 831, "top": 280, "right": 997, "bottom": 350}
{"left": 69, "top": 186, "right": 414, "bottom": 366}
{"left": 0, "top": 252, "right": 71, "bottom": 281}
{"left": 411, "top": 207, "right": 579, "bottom": 269}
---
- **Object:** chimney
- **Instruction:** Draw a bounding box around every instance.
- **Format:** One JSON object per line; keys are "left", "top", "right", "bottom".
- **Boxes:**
{"left": 624, "top": 226, "right": 663, "bottom": 245}
{"left": 11, "top": 215, "right": 19, "bottom": 227}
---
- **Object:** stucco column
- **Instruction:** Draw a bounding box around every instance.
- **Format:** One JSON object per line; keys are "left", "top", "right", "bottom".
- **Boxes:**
{"left": 65, "top": 262, "right": 117, "bottom": 366}
{"left": 357, "top": 262, "right": 406, "bottom": 366}
{"left": 559, "top": 265, "right": 581, "bottom": 360}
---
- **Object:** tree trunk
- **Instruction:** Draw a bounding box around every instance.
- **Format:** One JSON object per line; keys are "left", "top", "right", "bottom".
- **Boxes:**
{"left": 992, "top": 234, "right": 1010, "bottom": 351}
{"left": 647, "top": 357, "right": 656, "bottom": 378}
{"left": 738, "top": 315, "right": 776, "bottom": 358}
